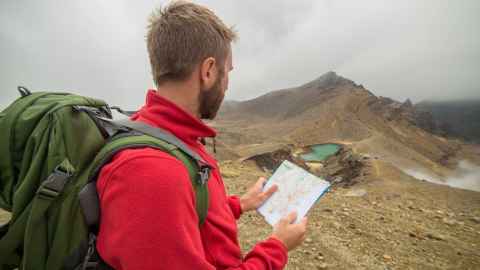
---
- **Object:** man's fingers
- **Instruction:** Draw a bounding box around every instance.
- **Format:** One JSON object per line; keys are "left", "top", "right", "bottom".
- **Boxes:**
{"left": 300, "top": 217, "right": 308, "bottom": 227}
{"left": 278, "top": 211, "right": 297, "bottom": 225}
{"left": 299, "top": 218, "right": 308, "bottom": 233}
{"left": 255, "top": 177, "right": 267, "bottom": 189}
{"left": 263, "top": 184, "right": 278, "bottom": 198}
{"left": 285, "top": 211, "right": 298, "bottom": 224}
{"left": 301, "top": 233, "right": 307, "bottom": 242}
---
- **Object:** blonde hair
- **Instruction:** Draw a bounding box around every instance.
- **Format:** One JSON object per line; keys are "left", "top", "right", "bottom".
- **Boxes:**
{"left": 147, "top": 0, "right": 237, "bottom": 86}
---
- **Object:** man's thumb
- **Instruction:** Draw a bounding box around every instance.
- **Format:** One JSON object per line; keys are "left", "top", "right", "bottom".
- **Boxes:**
{"left": 285, "top": 211, "right": 298, "bottom": 224}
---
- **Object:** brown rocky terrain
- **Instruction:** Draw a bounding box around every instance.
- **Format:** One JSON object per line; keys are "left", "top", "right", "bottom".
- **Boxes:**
{"left": 212, "top": 71, "right": 480, "bottom": 269}
{"left": 221, "top": 159, "right": 480, "bottom": 270}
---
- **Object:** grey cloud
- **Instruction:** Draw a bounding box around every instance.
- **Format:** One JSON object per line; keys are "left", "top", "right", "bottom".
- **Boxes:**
{"left": 1, "top": 0, "right": 479, "bottom": 110}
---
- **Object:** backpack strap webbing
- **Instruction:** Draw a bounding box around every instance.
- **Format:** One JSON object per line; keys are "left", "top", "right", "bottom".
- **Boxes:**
{"left": 102, "top": 117, "right": 211, "bottom": 179}
{"left": 82, "top": 132, "right": 210, "bottom": 228}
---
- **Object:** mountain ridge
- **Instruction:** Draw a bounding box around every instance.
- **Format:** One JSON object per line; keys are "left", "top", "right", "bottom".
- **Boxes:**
{"left": 215, "top": 71, "right": 479, "bottom": 187}
{"left": 220, "top": 71, "right": 373, "bottom": 120}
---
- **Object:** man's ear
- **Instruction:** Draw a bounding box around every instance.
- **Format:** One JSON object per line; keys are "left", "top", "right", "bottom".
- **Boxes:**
{"left": 199, "top": 57, "right": 218, "bottom": 91}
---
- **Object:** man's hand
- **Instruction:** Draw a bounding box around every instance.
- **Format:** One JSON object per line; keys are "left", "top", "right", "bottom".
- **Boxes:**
{"left": 240, "top": 177, "right": 278, "bottom": 212}
{"left": 271, "top": 212, "right": 308, "bottom": 251}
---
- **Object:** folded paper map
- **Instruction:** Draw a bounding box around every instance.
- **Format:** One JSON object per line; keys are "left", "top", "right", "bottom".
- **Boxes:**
{"left": 258, "top": 160, "right": 331, "bottom": 226}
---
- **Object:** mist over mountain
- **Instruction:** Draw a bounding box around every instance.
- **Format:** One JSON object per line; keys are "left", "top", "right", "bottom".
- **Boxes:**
{"left": 415, "top": 100, "right": 480, "bottom": 143}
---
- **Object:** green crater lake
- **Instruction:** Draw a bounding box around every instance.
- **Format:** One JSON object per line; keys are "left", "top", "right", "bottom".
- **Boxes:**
{"left": 300, "top": 144, "right": 341, "bottom": 162}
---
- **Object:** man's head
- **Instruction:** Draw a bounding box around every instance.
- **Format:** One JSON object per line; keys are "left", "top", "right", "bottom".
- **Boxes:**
{"left": 147, "top": 1, "right": 236, "bottom": 119}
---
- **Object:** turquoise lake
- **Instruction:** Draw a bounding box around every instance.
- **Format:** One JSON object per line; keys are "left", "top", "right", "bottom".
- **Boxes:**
{"left": 300, "top": 144, "right": 341, "bottom": 162}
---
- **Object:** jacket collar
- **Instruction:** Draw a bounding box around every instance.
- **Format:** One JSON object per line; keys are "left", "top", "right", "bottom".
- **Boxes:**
{"left": 131, "top": 90, "right": 216, "bottom": 145}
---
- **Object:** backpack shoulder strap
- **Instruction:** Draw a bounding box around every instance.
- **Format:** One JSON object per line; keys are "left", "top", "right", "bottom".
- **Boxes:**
{"left": 77, "top": 132, "right": 211, "bottom": 270}
{"left": 83, "top": 127, "right": 210, "bottom": 228}
{"left": 108, "top": 118, "right": 211, "bottom": 176}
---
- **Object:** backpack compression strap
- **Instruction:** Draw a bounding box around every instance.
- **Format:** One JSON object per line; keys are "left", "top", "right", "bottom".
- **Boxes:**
{"left": 79, "top": 118, "right": 212, "bottom": 229}
{"left": 108, "top": 117, "right": 212, "bottom": 183}
{"left": 84, "top": 114, "right": 212, "bottom": 186}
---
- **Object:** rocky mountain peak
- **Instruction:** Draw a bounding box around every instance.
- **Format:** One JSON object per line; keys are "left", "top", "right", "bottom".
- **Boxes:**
{"left": 301, "top": 71, "right": 354, "bottom": 89}
{"left": 401, "top": 98, "right": 413, "bottom": 109}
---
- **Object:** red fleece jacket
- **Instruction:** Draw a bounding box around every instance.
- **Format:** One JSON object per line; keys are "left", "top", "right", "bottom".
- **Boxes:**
{"left": 96, "top": 90, "right": 288, "bottom": 270}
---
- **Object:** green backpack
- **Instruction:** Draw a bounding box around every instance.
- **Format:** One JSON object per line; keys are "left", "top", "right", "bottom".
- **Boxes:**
{"left": 0, "top": 87, "right": 211, "bottom": 270}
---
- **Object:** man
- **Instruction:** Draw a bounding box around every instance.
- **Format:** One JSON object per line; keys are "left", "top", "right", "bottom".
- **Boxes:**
{"left": 96, "top": 1, "right": 308, "bottom": 269}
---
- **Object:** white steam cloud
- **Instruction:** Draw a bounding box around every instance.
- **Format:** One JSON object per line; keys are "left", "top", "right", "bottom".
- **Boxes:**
{"left": 403, "top": 160, "right": 480, "bottom": 192}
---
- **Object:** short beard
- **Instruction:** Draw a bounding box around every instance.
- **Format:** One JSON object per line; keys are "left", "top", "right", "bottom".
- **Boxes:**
{"left": 199, "top": 74, "right": 225, "bottom": 120}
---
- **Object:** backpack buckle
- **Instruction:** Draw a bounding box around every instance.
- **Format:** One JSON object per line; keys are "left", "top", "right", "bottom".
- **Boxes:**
{"left": 81, "top": 233, "right": 99, "bottom": 270}
{"left": 37, "top": 165, "right": 73, "bottom": 199}
{"left": 198, "top": 165, "right": 211, "bottom": 185}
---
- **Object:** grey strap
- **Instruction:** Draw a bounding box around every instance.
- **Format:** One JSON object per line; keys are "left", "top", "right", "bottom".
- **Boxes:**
{"left": 98, "top": 117, "right": 210, "bottom": 167}
{"left": 110, "top": 106, "right": 136, "bottom": 117}
{"left": 78, "top": 182, "right": 100, "bottom": 228}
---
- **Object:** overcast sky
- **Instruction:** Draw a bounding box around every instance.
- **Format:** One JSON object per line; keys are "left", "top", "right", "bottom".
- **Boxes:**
{"left": 1, "top": 0, "right": 479, "bottom": 110}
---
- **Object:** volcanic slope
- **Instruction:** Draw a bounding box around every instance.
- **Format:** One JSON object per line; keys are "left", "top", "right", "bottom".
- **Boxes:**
{"left": 211, "top": 71, "right": 480, "bottom": 269}
{"left": 216, "top": 71, "right": 478, "bottom": 181}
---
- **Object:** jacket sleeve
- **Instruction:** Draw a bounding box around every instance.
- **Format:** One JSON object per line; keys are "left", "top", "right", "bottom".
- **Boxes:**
{"left": 227, "top": 195, "right": 243, "bottom": 219}
{"left": 96, "top": 148, "right": 288, "bottom": 270}
{"left": 232, "top": 238, "right": 288, "bottom": 270}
